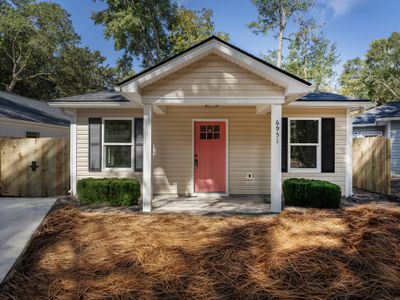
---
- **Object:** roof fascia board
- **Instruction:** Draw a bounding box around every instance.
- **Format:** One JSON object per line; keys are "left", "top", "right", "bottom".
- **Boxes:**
{"left": 0, "top": 116, "right": 69, "bottom": 128}
{"left": 49, "top": 101, "right": 142, "bottom": 108}
{"left": 289, "top": 101, "right": 374, "bottom": 108}
{"left": 142, "top": 96, "right": 285, "bottom": 105}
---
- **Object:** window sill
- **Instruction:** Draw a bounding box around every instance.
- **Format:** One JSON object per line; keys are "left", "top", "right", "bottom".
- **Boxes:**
{"left": 287, "top": 169, "right": 321, "bottom": 174}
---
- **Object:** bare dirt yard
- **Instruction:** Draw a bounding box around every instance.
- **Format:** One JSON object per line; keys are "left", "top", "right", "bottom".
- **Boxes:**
{"left": 0, "top": 202, "right": 399, "bottom": 299}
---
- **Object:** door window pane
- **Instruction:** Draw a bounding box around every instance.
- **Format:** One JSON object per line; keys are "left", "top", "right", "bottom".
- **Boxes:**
{"left": 104, "top": 120, "right": 132, "bottom": 143}
{"left": 105, "top": 146, "right": 131, "bottom": 168}
{"left": 290, "top": 120, "right": 318, "bottom": 143}
{"left": 290, "top": 146, "right": 317, "bottom": 168}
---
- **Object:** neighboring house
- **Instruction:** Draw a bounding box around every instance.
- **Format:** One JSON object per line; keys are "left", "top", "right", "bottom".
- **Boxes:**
{"left": 353, "top": 101, "right": 400, "bottom": 175}
{"left": 50, "top": 36, "right": 371, "bottom": 212}
{"left": 0, "top": 91, "right": 70, "bottom": 137}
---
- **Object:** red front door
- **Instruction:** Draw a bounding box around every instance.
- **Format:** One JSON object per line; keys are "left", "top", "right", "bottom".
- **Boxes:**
{"left": 194, "top": 121, "right": 226, "bottom": 193}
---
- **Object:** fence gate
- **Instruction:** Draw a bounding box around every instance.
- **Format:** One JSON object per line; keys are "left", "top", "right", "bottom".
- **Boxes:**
{"left": 0, "top": 137, "right": 70, "bottom": 197}
{"left": 353, "top": 137, "right": 391, "bottom": 194}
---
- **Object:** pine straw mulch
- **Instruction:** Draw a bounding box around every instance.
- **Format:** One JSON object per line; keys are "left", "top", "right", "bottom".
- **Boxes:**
{"left": 0, "top": 204, "right": 400, "bottom": 300}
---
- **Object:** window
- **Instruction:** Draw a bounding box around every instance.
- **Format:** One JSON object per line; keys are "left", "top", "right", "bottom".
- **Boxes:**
{"left": 289, "top": 118, "right": 320, "bottom": 171}
{"left": 26, "top": 131, "right": 40, "bottom": 138}
{"left": 103, "top": 119, "right": 133, "bottom": 169}
{"left": 200, "top": 125, "right": 220, "bottom": 139}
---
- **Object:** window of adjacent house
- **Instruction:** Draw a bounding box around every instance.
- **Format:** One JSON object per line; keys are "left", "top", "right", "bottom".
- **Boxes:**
{"left": 26, "top": 131, "right": 40, "bottom": 138}
{"left": 103, "top": 119, "right": 133, "bottom": 169}
{"left": 289, "top": 118, "right": 321, "bottom": 171}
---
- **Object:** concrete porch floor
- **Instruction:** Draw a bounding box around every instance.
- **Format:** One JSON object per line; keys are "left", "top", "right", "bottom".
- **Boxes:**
{"left": 151, "top": 194, "right": 271, "bottom": 215}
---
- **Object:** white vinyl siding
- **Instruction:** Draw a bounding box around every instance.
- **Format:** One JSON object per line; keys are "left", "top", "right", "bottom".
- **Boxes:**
{"left": 142, "top": 53, "right": 284, "bottom": 98}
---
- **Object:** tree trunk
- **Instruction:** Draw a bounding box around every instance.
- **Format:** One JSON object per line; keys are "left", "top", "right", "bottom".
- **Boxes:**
{"left": 277, "top": 30, "right": 283, "bottom": 68}
{"left": 6, "top": 76, "right": 17, "bottom": 92}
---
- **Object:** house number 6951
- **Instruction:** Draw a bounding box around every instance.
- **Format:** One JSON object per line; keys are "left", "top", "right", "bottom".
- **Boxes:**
{"left": 275, "top": 120, "right": 280, "bottom": 144}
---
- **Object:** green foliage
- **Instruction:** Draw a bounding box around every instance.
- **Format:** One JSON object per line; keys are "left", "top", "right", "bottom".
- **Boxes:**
{"left": 169, "top": 8, "right": 229, "bottom": 54}
{"left": 284, "top": 18, "right": 340, "bottom": 90}
{"left": 248, "top": 0, "right": 314, "bottom": 67}
{"left": 339, "top": 32, "right": 400, "bottom": 104}
{"left": 0, "top": 0, "right": 114, "bottom": 100}
{"left": 77, "top": 178, "right": 141, "bottom": 207}
{"left": 92, "top": 0, "right": 178, "bottom": 69}
{"left": 92, "top": 0, "right": 228, "bottom": 75}
{"left": 282, "top": 178, "right": 341, "bottom": 209}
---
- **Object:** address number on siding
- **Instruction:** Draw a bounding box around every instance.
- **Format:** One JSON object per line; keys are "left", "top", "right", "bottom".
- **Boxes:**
{"left": 275, "top": 120, "right": 280, "bottom": 144}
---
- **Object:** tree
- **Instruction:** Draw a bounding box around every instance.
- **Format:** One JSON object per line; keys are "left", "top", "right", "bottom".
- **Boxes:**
{"left": 0, "top": 0, "right": 78, "bottom": 92}
{"left": 339, "top": 32, "right": 400, "bottom": 103}
{"left": 92, "top": 0, "right": 178, "bottom": 69}
{"left": 248, "top": 0, "right": 314, "bottom": 67}
{"left": 0, "top": 0, "right": 114, "bottom": 100}
{"left": 169, "top": 8, "right": 229, "bottom": 54}
{"left": 284, "top": 18, "right": 339, "bottom": 90}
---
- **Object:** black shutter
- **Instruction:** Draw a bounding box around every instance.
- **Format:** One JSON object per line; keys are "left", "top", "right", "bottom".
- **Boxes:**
{"left": 321, "top": 118, "right": 335, "bottom": 172}
{"left": 134, "top": 118, "right": 143, "bottom": 172}
{"left": 282, "top": 118, "right": 288, "bottom": 172}
{"left": 89, "top": 118, "right": 102, "bottom": 172}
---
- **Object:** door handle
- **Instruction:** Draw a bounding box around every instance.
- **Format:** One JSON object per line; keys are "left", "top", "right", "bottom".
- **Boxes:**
{"left": 194, "top": 158, "right": 198, "bottom": 168}
{"left": 29, "top": 161, "right": 39, "bottom": 172}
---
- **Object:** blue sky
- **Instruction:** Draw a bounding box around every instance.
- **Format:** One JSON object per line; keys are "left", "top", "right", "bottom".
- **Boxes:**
{"left": 47, "top": 0, "right": 399, "bottom": 83}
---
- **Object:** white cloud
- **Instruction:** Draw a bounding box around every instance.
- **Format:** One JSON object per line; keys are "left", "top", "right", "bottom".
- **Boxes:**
{"left": 320, "top": 0, "right": 367, "bottom": 16}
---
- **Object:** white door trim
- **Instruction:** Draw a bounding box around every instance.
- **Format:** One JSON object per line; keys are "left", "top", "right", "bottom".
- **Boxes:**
{"left": 192, "top": 119, "right": 229, "bottom": 195}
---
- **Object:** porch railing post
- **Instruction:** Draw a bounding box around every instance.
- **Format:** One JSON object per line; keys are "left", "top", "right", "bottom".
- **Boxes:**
{"left": 270, "top": 104, "right": 282, "bottom": 212}
{"left": 143, "top": 104, "right": 153, "bottom": 212}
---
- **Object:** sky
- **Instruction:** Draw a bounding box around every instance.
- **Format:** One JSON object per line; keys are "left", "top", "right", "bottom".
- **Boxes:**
{"left": 46, "top": 0, "right": 400, "bottom": 85}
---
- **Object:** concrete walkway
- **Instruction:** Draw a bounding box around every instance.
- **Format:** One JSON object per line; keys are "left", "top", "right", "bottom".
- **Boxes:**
{"left": 152, "top": 194, "right": 271, "bottom": 215}
{"left": 0, "top": 197, "right": 56, "bottom": 283}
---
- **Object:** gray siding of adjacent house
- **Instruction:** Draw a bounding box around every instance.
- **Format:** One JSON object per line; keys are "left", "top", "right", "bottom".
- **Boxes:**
{"left": 391, "top": 121, "right": 400, "bottom": 175}
{"left": 353, "top": 126, "right": 385, "bottom": 137}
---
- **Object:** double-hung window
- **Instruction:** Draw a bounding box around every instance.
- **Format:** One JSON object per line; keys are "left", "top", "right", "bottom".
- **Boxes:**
{"left": 288, "top": 118, "right": 321, "bottom": 172}
{"left": 103, "top": 119, "right": 134, "bottom": 169}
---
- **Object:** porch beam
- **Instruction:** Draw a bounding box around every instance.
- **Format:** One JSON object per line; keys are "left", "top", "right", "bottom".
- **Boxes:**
{"left": 270, "top": 104, "right": 282, "bottom": 212}
{"left": 256, "top": 105, "right": 270, "bottom": 115}
{"left": 153, "top": 105, "right": 166, "bottom": 114}
{"left": 143, "top": 104, "right": 153, "bottom": 212}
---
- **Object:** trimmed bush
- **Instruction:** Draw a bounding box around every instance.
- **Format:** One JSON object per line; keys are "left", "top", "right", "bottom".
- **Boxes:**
{"left": 282, "top": 178, "right": 341, "bottom": 208}
{"left": 77, "top": 178, "right": 140, "bottom": 206}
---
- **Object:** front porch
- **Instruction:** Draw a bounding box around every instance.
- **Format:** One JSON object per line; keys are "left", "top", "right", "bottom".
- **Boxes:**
{"left": 151, "top": 194, "right": 271, "bottom": 215}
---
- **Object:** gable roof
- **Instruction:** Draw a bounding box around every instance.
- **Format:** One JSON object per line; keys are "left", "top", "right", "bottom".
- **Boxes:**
{"left": 353, "top": 101, "right": 400, "bottom": 125}
{"left": 298, "top": 91, "right": 370, "bottom": 102}
{"left": 0, "top": 91, "right": 70, "bottom": 126}
{"left": 118, "top": 36, "right": 312, "bottom": 87}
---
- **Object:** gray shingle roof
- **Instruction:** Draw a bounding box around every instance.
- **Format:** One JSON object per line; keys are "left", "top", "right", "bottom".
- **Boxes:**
{"left": 54, "top": 90, "right": 129, "bottom": 102}
{"left": 353, "top": 101, "right": 400, "bottom": 125}
{"left": 0, "top": 91, "right": 70, "bottom": 126}
{"left": 297, "top": 91, "right": 370, "bottom": 102}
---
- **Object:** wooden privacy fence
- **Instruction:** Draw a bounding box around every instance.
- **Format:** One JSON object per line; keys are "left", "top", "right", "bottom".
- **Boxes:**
{"left": 0, "top": 137, "right": 70, "bottom": 197}
{"left": 353, "top": 137, "right": 391, "bottom": 194}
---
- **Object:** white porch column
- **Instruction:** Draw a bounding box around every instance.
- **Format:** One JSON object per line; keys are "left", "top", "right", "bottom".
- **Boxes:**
{"left": 345, "top": 108, "right": 353, "bottom": 197}
{"left": 143, "top": 104, "right": 153, "bottom": 212}
{"left": 270, "top": 104, "right": 282, "bottom": 212}
{"left": 64, "top": 108, "right": 77, "bottom": 196}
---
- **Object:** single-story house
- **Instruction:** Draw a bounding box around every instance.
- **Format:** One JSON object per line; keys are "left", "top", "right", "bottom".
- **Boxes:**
{"left": 0, "top": 91, "right": 70, "bottom": 137}
{"left": 50, "top": 36, "right": 372, "bottom": 212}
{"left": 353, "top": 101, "right": 400, "bottom": 175}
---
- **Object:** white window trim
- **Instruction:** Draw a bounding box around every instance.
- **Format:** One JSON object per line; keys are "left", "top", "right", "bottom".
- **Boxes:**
{"left": 288, "top": 117, "right": 321, "bottom": 173}
{"left": 102, "top": 117, "right": 135, "bottom": 171}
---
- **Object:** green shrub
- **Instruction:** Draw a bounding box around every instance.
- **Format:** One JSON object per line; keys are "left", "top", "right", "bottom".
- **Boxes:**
{"left": 77, "top": 178, "right": 140, "bottom": 206}
{"left": 282, "top": 178, "right": 341, "bottom": 208}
